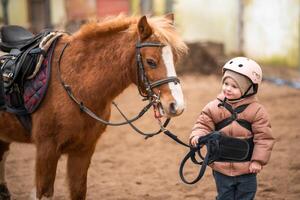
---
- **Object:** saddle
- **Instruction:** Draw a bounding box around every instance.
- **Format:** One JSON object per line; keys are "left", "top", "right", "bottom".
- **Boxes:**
{"left": 0, "top": 25, "right": 62, "bottom": 130}
{"left": 1, "top": 25, "right": 38, "bottom": 52}
{"left": 0, "top": 26, "right": 52, "bottom": 91}
{"left": 179, "top": 131, "right": 254, "bottom": 184}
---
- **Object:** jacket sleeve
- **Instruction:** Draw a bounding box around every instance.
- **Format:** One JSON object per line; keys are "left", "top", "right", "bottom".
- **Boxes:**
{"left": 251, "top": 105, "right": 275, "bottom": 165}
{"left": 189, "top": 102, "right": 215, "bottom": 140}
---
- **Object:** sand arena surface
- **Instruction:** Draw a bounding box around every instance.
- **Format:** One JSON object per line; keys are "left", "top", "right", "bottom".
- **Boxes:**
{"left": 5, "top": 74, "right": 300, "bottom": 200}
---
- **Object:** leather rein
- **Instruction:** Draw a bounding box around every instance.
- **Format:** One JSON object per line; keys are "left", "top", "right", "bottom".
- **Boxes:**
{"left": 57, "top": 41, "right": 180, "bottom": 138}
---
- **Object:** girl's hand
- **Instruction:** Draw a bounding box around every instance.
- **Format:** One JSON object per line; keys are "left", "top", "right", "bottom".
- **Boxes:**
{"left": 190, "top": 135, "right": 201, "bottom": 147}
{"left": 249, "top": 161, "right": 262, "bottom": 173}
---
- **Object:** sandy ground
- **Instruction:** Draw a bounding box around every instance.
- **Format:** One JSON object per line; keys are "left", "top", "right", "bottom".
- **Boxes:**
{"left": 5, "top": 73, "right": 300, "bottom": 200}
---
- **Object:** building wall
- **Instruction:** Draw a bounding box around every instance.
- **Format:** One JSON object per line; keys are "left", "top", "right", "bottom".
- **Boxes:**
{"left": 65, "top": 0, "right": 96, "bottom": 21}
{"left": 50, "top": 0, "right": 67, "bottom": 28}
{"left": 96, "top": 0, "right": 129, "bottom": 17}
{"left": 244, "top": 0, "right": 299, "bottom": 67}
{"left": 153, "top": 0, "right": 165, "bottom": 15}
{"left": 131, "top": 0, "right": 170, "bottom": 16}
{"left": 0, "top": 0, "right": 65, "bottom": 29}
{"left": 175, "top": 0, "right": 238, "bottom": 55}
{"left": 130, "top": 0, "right": 140, "bottom": 15}
{"left": 0, "top": 0, "right": 29, "bottom": 27}
{"left": 175, "top": 0, "right": 299, "bottom": 67}
{"left": 1, "top": 0, "right": 297, "bottom": 67}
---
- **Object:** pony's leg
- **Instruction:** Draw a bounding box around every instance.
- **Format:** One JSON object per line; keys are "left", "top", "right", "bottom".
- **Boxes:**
{"left": 0, "top": 140, "right": 10, "bottom": 200}
{"left": 67, "top": 148, "right": 95, "bottom": 200}
{"left": 34, "top": 140, "right": 60, "bottom": 200}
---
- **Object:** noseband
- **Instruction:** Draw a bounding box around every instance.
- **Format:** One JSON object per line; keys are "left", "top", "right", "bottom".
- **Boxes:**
{"left": 135, "top": 41, "right": 180, "bottom": 101}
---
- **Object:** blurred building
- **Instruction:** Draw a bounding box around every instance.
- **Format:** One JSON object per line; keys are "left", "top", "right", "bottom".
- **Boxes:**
{"left": 0, "top": 0, "right": 172, "bottom": 31}
{"left": 0, "top": 0, "right": 299, "bottom": 68}
{"left": 175, "top": 0, "right": 299, "bottom": 68}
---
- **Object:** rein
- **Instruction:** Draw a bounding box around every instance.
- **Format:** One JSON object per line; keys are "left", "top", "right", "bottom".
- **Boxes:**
{"left": 57, "top": 41, "right": 179, "bottom": 138}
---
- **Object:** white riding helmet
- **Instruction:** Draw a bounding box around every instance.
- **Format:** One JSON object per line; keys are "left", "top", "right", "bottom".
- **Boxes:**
{"left": 222, "top": 57, "right": 262, "bottom": 96}
{"left": 223, "top": 57, "right": 262, "bottom": 84}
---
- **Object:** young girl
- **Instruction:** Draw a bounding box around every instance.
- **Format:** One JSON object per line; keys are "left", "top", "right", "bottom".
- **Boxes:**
{"left": 190, "top": 57, "right": 275, "bottom": 200}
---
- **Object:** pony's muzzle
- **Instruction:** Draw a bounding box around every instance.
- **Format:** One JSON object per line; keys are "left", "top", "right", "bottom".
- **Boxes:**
{"left": 167, "top": 101, "right": 184, "bottom": 117}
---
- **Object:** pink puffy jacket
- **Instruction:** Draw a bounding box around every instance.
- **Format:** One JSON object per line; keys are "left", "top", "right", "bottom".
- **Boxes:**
{"left": 190, "top": 93, "right": 275, "bottom": 176}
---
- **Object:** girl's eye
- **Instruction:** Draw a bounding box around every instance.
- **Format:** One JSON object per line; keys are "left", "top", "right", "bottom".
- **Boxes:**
{"left": 146, "top": 59, "right": 157, "bottom": 69}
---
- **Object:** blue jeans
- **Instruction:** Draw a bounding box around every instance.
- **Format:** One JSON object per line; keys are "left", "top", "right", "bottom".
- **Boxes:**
{"left": 213, "top": 170, "right": 257, "bottom": 200}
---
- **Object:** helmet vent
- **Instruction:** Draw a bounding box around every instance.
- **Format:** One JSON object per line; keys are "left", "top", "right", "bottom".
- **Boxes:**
{"left": 229, "top": 61, "right": 233, "bottom": 64}
{"left": 238, "top": 64, "right": 243, "bottom": 67}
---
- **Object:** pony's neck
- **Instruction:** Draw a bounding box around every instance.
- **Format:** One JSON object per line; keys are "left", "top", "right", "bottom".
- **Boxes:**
{"left": 67, "top": 31, "right": 138, "bottom": 104}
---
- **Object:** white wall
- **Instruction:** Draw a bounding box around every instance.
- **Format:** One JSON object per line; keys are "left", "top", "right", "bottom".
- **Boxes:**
{"left": 175, "top": 0, "right": 299, "bottom": 67}
{"left": 0, "top": 0, "right": 29, "bottom": 27}
{"left": 175, "top": 0, "right": 238, "bottom": 54}
{"left": 50, "top": 0, "right": 67, "bottom": 29}
{"left": 244, "top": 0, "right": 299, "bottom": 67}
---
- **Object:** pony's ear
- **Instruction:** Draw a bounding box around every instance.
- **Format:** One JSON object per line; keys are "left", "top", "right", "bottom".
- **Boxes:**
{"left": 164, "top": 13, "right": 174, "bottom": 25}
{"left": 138, "top": 16, "right": 153, "bottom": 40}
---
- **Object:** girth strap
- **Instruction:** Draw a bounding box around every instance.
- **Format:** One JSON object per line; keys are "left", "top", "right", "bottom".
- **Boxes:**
{"left": 215, "top": 99, "right": 252, "bottom": 132}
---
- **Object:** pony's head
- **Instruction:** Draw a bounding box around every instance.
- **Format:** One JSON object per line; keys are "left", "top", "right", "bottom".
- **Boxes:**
{"left": 134, "top": 14, "right": 188, "bottom": 118}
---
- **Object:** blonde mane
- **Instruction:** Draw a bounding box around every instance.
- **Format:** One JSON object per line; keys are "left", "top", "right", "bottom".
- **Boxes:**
{"left": 74, "top": 15, "right": 188, "bottom": 59}
{"left": 146, "top": 16, "right": 188, "bottom": 59}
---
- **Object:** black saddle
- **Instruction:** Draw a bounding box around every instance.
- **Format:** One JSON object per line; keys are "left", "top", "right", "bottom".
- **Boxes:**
{"left": 0, "top": 25, "right": 52, "bottom": 114}
{"left": 0, "top": 25, "right": 46, "bottom": 52}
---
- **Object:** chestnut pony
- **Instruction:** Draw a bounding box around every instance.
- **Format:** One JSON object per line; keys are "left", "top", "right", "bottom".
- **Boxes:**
{"left": 0, "top": 14, "right": 187, "bottom": 199}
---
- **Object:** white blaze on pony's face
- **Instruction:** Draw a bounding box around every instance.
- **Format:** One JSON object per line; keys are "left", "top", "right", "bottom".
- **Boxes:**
{"left": 161, "top": 45, "right": 185, "bottom": 115}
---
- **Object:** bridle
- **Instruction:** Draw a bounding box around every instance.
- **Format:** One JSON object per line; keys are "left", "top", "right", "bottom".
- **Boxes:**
{"left": 135, "top": 41, "right": 180, "bottom": 100}
{"left": 57, "top": 40, "right": 181, "bottom": 138}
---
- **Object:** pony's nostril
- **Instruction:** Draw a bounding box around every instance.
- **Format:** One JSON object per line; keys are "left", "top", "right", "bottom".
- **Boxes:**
{"left": 169, "top": 102, "right": 177, "bottom": 115}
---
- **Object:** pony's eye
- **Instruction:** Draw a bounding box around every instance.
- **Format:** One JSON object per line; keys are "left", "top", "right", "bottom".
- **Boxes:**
{"left": 146, "top": 59, "right": 157, "bottom": 69}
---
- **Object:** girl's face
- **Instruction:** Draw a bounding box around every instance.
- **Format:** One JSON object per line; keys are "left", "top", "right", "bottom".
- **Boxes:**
{"left": 222, "top": 77, "right": 242, "bottom": 99}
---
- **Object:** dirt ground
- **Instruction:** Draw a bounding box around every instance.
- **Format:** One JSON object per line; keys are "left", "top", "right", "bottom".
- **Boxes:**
{"left": 5, "top": 72, "right": 300, "bottom": 200}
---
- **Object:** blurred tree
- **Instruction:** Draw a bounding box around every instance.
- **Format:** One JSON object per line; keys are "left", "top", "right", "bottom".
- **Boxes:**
{"left": 1, "top": 0, "right": 9, "bottom": 25}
